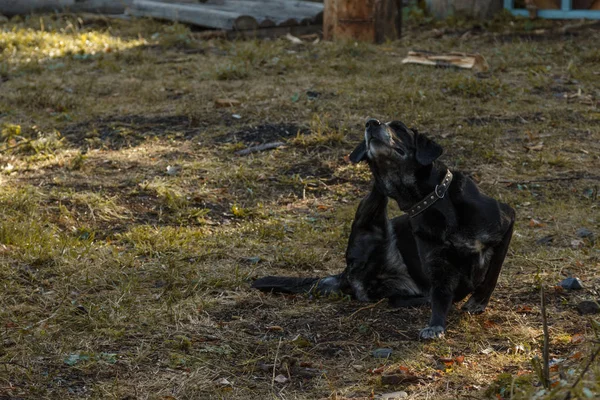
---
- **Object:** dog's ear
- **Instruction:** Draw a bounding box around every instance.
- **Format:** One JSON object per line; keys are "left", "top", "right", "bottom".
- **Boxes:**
{"left": 349, "top": 140, "right": 367, "bottom": 163}
{"left": 415, "top": 133, "right": 443, "bottom": 166}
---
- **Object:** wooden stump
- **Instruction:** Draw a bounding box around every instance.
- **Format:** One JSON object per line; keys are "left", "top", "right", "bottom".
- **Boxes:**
{"left": 323, "top": 0, "right": 401, "bottom": 43}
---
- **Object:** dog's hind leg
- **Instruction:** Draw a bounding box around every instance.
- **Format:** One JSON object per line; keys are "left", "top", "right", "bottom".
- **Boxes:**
{"left": 462, "top": 209, "right": 515, "bottom": 314}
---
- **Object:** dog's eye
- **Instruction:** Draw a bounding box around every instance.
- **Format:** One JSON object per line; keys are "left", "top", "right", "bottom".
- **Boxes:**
{"left": 394, "top": 147, "right": 406, "bottom": 156}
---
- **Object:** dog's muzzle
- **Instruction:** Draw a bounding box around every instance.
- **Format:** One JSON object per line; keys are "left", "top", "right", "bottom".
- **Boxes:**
{"left": 364, "top": 118, "right": 389, "bottom": 145}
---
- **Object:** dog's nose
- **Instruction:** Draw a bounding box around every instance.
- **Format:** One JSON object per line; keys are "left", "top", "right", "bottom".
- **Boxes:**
{"left": 365, "top": 118, "right": 381, "bottom": 129}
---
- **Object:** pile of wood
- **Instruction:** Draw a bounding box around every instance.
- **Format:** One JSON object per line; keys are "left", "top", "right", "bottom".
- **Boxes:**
{"left": 126, "top": 0, "right": 324, "bottom": 31}
{"left": 0, "top": 0, "right": 324, "bottom": 33}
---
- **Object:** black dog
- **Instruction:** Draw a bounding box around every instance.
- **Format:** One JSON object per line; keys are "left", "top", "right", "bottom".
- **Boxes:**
{"left": 253, "top": 119, "right": 515, "bottom": 339}
{"left": 252, "top": 185, "right": 429, "bottom": 306}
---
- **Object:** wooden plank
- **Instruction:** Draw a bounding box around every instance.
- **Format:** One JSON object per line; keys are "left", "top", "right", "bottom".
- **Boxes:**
{"left": 402, "top": 51, "right": 489, "bottom": 72}
{"left": 0, "top": 0, "right": 131, "bottom": 16}
{"left": 128, "top": 0, "right": 259, "bottom": 30}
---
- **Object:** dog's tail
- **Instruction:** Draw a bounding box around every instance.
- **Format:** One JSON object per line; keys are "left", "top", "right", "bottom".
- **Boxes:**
{"left": 251, "top": 274, "right": 343, "bottom": 295}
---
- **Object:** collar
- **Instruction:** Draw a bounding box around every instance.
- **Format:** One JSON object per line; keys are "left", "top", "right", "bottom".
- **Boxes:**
{"left": 405, "top": 169, "right": 453, "bottom": 218}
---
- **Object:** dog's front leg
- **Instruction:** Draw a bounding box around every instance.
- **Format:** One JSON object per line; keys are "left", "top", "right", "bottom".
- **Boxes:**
{"left": 420, "top": 284, "right": 454, "bottom": 339}
{"left": 418, "top": 248, "right": 458, "bottom": 340}
{"left": 343, "top": 185, "right": 390, "bottom": 301}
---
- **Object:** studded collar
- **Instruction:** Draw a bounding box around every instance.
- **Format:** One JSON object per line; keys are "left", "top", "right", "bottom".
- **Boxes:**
{"left": 405, "top": 169, "right": 453, "bottom": 218}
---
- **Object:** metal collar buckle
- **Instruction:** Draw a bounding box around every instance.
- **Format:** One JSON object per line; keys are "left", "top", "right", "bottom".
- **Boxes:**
{"left": 434, "top": 184, "right": 446, "bottom": 199}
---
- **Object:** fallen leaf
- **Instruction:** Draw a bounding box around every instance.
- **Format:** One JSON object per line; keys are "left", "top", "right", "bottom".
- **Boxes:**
{"left": 483, "top": 319, "right": 497, "bottom": 329}
{"left": 455, "top": 355, "right": 465, "bottom": 365}
{"left": 439, "top": 357, "right": 454, "bottom": 366}
{"left": 569, "top": 351, "right": 583, "bottom": 360}
{"left": 516, "top": 305, "right": 533, "bottom": 313}
{"left": 266, "top": 325, "right": 283, "bottom": 332}
{"left": 571, "top": 334, "right": 585, "bottom": 344}
{"left": 290, "top": 335, "right": 311, "bottom": 348}
{"left": 529, "top": 218, "right": 545, "bottom": 228}
{"left": 274, "top": 374, "right": 288, "bottom": 384}
{"left": 215, "top": 98, "right": 241, "bottom": 108}
{"left": 370, "top": 366, "right": 386, "bottom": 375}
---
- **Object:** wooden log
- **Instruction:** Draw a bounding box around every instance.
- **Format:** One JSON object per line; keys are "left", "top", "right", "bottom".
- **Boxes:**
{"left": 324, "top": 0, "right": 401, "bottom": 43}
{"left": 195, "top": 0, "right": 323, "bottom": 25}
{"left": 128, "top": 0, "right": 259, "bottom": 30}
{"left": 128, "top": 0, "right": 322, "bottom": 30}
{"left": 0, "top": 0, "right": 131, "bottom": 16}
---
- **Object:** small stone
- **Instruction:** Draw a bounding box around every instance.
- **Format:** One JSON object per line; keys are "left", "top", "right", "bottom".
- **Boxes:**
{"left": 166, "top": 165, "right": 179, "bottom": 175}
{"left": 577, "top": 301, "right": 600, "bottom": 315}
{"left": 273, "top": 374, "right": 288, "bottom": 384}
{"left": 216, "top": 377, "right": 232, "bottom": 386}
{"left": 536, "top": 235, "right": 554, "bottom": 245}
{"left": 352, "top": 364, "right": 364, "bottom": 371}
{"left": 372, "top": 348, "right": 393, "bottom": 359}
{"left": 380, "top": 373, "right": 418, "bottom": 385}
{"left": 559, "top": 277, "right": 583, "bottom": 290}
{"left": 571, "top": 239, "right": 584, "bottom": 249}
{"left": 306, "top": 90, "right": 321, "bottom": 99}
{"left": 576, "top": 228, "right": 594, "bottom": 239}
{"left": 378, "top": 391, "right": 408, "bottom": 399}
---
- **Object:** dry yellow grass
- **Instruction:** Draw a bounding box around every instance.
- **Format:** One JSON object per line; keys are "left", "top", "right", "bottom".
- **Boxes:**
{"left": 0, "top": 12, "right": 599, "bottom": 400}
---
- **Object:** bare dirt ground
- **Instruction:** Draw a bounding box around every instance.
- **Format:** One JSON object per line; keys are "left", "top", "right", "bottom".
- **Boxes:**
{"left": 0, "top": 13, "right": 599, "bottom": 400}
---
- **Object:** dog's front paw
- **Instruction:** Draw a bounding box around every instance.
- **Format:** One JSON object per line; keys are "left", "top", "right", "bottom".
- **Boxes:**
{"left": 461, "top": 297, "right": 487, "bottom": 314}
{"left": 419, "top": 325, "right": 445, "bottom": 340}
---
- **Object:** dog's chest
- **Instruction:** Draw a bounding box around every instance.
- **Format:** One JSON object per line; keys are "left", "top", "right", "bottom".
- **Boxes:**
{"left": 449, "top": 234, "right": 493, "bottom": 269}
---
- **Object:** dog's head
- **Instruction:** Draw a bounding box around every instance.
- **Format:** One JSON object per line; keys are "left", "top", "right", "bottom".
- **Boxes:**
{"left": 349, "top": 118, "right": 443, "bottom": 198}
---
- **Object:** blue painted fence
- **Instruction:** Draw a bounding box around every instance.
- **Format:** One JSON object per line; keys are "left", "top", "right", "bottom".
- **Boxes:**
{"left": 504, "top": 0, "right": 600, "bottom": 19}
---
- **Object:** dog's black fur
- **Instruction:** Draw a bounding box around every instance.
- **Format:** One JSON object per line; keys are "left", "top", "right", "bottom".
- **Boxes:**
{"left": 252, "top": 119, "right": 515, "bottom": 339}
